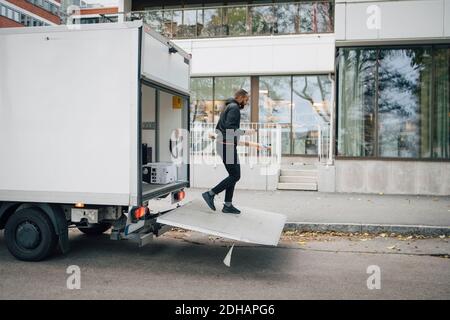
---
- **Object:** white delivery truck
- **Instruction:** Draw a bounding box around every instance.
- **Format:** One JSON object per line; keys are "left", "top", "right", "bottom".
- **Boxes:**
{"left": 0, "top": 21, "right": 192, "bottom": 261}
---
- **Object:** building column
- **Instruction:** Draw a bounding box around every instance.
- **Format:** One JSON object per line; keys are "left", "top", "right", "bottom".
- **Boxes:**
{"left": 250, "top": 76, "right": 259, "bottom": 123}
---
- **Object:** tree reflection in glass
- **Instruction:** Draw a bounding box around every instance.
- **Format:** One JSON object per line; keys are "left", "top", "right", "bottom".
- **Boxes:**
{"left": 259, "top": 76, "right": 292, "bottom": 155}
{"left": 378, "top": 48, "right": 432, "bottom": 158}
{"left": 338, "top": 48, "right": 377, "bottom": 157}
{"left": 293, "top": 76, "right": 332, "bottom": 155}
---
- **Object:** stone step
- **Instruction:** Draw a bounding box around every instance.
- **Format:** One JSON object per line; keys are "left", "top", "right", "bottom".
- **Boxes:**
{"left": 279, "top": 175, "right": 317, "bottom": 183}
{"left": 280, "top": 169, "right": 318, "bottom": 177}
{"left": 277, "top": 182, "right": 318, "bottom": 191}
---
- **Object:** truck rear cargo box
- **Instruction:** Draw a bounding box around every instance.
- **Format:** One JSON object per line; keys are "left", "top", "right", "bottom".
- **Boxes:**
{"left": 0, "top": 21, "right": 190, "bottom": 208}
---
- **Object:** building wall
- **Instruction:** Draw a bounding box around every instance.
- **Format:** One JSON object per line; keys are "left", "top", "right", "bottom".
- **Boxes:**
{"left": 0, "top": 14, "right": 21, "bottom": 27}
{"left": 335, "top": 160, "right": 450, "bottom": 195}
{"left": 335, "top": 0, "right": 450, "bottom": 43}
{"left": 334, "top": 0, "right": 450, "bottom": 196}
{"left": 174, "top": 34, "right": 335, "bottom": 76}
{"left": 5, "top": 0, "right": 60, "bottom": 24}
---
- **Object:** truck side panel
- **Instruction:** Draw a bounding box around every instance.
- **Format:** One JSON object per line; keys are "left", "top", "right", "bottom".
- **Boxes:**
{"left": 0, "top": 25, "right": 140, "bottom": 206}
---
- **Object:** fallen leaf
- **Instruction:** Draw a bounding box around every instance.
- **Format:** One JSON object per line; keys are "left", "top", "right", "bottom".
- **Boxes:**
{"left": 439, "top": 235, "right": 446, "bottom": 239}
{"left": 387, "top": 245, "right": 396, "bottom": 250}
{"left": 297, "top": 241, "right": 307, "bottom": 246}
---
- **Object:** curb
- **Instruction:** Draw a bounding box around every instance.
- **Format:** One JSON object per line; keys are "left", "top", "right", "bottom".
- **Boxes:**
{"left": 284, "top": 222, "right": 450, "bottom": 236}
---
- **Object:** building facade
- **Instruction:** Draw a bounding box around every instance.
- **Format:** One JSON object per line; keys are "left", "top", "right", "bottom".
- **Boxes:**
{"left": 119, "top": 0, "right": 450, "bottom": 195}
{"left": 0, "top": 0, "right": 61, "bottom": 27}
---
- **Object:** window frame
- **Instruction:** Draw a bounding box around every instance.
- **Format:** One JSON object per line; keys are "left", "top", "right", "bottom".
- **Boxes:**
{"left": 336, "top": 44, "right": 450, "bottom": 162}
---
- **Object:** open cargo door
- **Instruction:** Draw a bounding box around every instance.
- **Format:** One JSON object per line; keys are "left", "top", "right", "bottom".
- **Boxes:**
{"left": 138, "top": 24, "right": 191, "bottom": 204}
{"left": 157, "top": 199, "right": 287, "bottom": 246}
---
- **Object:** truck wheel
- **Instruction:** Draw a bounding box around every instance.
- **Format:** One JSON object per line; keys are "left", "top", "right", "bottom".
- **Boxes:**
{"left": 78, "top": 223, "right": 111, "bottom": 236}
{"left": 4, "top": 207, "right": 57, "bottom": 261}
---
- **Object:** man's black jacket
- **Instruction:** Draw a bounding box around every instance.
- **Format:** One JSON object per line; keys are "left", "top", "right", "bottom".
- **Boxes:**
{"left": 215, "top": 98, "right": 244, "bottom": 146}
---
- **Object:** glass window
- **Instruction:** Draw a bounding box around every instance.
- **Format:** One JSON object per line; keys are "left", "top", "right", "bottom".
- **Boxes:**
{"left": 200, "top": 7, "right": 223, "bottom": 37}
{"left": 250, "top": 4, "right": 273, "bottom": 35}
{"left": 179, "top": 9, "right": 198, "bottom": 38}
{"left": 293, "top": 75, "right": 332, "bottom": 155}
{"left": 144, "top": 10, "right": 164, "bottom": 33}
{"left": 170, "top": 10, "right": 182, "bottom": 38}
{"left": 161, "top": 11, "right": 173, "bottom": 38}
{"left": 214, "top": 77, "right": 251, "bottom": 123}
{"left": 378, "top": 48, "right": 432, "bottom": 158}
{"left": 225, "top": 6, "right": 247, "bottom": 36}
{"left": 259, "top": 76, "right": 292, "bottom": 154}
{"left": 1, "top": 6, "right": 6, "bottom": 17}
{"left": 13, "top": 11, "right": 20, "bottom": 22}
{"left": 433, "top": 47, "right": 450, "bottom": 158}
{"left": 298, "top": 1, "right": 333, "bottom": 33}
{"left": 190, "top": 78, "right": 214, "bottom": 123}
{"left": 316, "top": 1, "right": 334, "bottom": 33}
{"left": 274, "top": 3, "right": 298, "bottom": 34}
{"left": 7, "top": 8, "right": 13, "bottom": 20}
{"left": 338, "top": 48, "right": 377, "bottom": 157}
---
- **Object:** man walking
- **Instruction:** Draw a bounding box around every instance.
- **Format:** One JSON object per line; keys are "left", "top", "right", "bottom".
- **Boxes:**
{"left": 202, "top": 89, "right": 266, "bottom": 214}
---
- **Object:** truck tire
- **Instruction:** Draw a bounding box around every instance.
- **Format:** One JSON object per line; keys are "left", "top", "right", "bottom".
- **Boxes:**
{"left": 4, "top": 207, "right": 58, "bottom": 261}
{"left": 78, "top": 223, "right": 111, "bottom": 236}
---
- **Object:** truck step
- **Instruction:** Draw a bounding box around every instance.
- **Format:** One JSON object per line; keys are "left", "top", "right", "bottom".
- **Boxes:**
{"left": 280, "top": 169, "right": 318, "bottom": 177}
{"left": 279, "top": 175, "right": 317, "bottom": 183}
{"left": 277, "top": 182, "right": 318, "bottom": 191}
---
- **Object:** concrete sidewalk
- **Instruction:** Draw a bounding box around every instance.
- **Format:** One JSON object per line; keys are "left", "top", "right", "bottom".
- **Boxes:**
{"left": 186, "top": 188, "right": 450, "bottom": 235}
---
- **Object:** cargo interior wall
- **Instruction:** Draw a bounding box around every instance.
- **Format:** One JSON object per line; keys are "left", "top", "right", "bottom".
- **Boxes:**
{"left": 141, "top": 85, "right": 156, "bottom": 163}
{"left": 140, "top": 83, "right": 189, "bottom": 195}
{"left": 157, "top": 90, "right": 188, "bottom": 182}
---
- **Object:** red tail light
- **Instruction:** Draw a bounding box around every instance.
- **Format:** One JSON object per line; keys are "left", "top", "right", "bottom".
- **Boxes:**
{"left": 175, "top": 190, "right": 185, "bottom": 201}
{"left": 134, "top": 206, "right": 148, "bottom": 220}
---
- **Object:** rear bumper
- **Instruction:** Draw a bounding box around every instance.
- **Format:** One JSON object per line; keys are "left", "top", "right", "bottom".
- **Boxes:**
{"left": 141, "top": 181, "right": 188, "bottom": 202}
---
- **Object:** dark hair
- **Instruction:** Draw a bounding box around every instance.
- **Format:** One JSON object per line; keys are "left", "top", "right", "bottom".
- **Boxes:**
{"left": 234, "top": 89, "right": 249, "bottom": 98}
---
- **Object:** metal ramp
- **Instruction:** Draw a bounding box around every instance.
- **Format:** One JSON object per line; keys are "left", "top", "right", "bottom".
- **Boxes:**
{"left": 156, "top": 199, "right": 287, "bottom": 246}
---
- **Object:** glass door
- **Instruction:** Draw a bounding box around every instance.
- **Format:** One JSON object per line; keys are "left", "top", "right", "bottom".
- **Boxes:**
{"left": 259, "top": 76, "right": 292, "bottom": 155}
{"left": 292, "top": 75, "right": 332, "bottom": 155}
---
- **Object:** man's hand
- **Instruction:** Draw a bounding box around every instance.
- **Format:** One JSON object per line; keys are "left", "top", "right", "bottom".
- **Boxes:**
{"left": 240, "top": 141, "right": 271, "bottom": 151}
{"left": 257, "top": 143, "right": 271, "bottom": 151}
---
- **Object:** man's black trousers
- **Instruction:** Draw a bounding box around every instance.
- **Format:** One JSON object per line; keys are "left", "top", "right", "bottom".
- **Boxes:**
{"left": 211, "top": 142, "right": 241, "bottom": 203}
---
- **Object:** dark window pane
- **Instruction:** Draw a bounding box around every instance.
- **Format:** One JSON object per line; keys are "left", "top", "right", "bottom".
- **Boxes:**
{"left": 259, "top": 76, "right": 292, "bottom": 154}
{"left": 214, "top": 77, "right": 251, "bottom": 123}
{"left": 337, "top": 48, "right": 377, "bottom": 157}
{"left": 378, "top": 48, "right": 433, "bottom": 158}
{"left": 433, "top": 47, "right": 450, "bottom": 158}
{"left": 250, "top": 5, "right": 273, "bottom": 35}
{"left": 293, "top": 75, "right": 332, "bottom": 155}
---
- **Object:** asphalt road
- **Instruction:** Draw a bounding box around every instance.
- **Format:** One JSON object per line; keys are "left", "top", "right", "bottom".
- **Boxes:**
{"left": 0, "top": 230, "right": 449, "bottom": 300}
